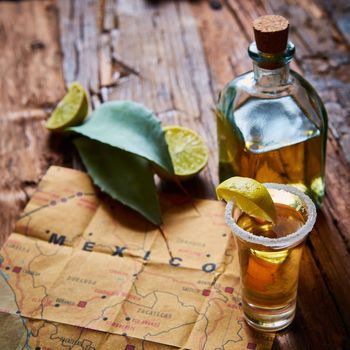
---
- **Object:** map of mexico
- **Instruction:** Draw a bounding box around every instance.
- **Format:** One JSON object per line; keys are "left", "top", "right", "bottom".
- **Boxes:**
{"left": 0, "top": 166, "right": 274, "bottom": 349}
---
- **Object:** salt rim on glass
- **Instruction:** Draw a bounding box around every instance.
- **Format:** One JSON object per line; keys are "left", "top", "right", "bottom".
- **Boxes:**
{"left": 224, "top": 183, "right": 317, "bottom": 249}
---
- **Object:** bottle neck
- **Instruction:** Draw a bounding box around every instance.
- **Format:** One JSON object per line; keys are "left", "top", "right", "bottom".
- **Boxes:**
{"left": 248, "top": 41, "right": 295, "bottom": 88}
{"left": 253, "top": 62, "right": 290, "bottom": 87}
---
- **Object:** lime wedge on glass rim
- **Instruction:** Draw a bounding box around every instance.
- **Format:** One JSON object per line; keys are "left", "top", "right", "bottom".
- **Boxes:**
{"left": 46, "top": 82, "right": 88, "bottom": 131}
{"left": 159, "top": 125, "right": 209, "bottom": 181}
{"left": 216, "top": 177, "right": 277, "bottom": 223}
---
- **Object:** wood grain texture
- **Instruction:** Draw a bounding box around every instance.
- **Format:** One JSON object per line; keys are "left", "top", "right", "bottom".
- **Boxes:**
{"left": 58, "top": 0, "right": 100, "bottom": 94}
{"left": 0, "top": 0, "right": 69, "bottom": 246}
{"left": 1, "top": 0, "right": 350, "bottom": 348}
{"left": 315, "top": 0, "right": 350, "bottom": 46}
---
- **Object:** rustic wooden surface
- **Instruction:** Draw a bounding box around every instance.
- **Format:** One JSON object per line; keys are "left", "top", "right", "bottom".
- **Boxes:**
{"left": 1, "top": 0, "right": 349, "bottom": 349}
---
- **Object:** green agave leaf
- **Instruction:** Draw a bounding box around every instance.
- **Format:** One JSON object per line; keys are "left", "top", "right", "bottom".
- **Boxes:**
{"left": 70, "top": 100, "right": 174, "bottom": 174}
{"left": 74, "top": 137, "right": 162, "bottom": 226}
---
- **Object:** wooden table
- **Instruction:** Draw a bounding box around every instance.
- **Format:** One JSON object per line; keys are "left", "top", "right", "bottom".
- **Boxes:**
{"left": 1, "top": 0, "right": 349, "bottom": 349}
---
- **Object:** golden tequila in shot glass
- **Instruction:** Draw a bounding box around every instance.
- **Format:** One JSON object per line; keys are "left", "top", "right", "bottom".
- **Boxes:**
{"left": 225, "top": 183, "right": 316, "bottom": 332}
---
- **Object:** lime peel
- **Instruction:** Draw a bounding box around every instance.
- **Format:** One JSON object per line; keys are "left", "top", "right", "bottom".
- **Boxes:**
{"left": 216, "top": 176, "right": 277, "bottom": 223}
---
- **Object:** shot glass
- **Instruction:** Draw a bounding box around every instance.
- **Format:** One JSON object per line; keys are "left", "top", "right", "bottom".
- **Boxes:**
{"left": 225, "top": 183, "right": 317, "bottom": 332}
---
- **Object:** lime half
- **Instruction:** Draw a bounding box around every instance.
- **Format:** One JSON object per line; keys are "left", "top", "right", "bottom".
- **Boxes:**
{"left": 163, "top": 125, "right": 209, "bottom": 180}
{"left": 216, "top": 177, "right": 276, "bottom": 223}
{"left": 46, "top": 82, "right": 88, "bottom": 131}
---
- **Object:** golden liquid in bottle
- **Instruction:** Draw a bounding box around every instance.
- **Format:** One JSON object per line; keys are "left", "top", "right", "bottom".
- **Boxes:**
{"left": 217, "top": 96, "right": 325, "bottom": 207}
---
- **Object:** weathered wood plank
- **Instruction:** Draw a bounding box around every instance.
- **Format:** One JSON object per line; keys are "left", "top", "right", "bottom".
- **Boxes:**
{"left": 57, "top": 0, "right": 100, "bottom": 93}
{"left": 0, "top": 0, "right": 68, "bottom": 246}
{"left": 99, "top": 0, "right": 218, "bottom": 197}
{"left": 315, "top": 0, "right": 350, "bottom": 46}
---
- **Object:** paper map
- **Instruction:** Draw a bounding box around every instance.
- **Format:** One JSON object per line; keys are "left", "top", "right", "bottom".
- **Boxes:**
{"left": 0, "top": 166, "right": 274, "bottom": 349}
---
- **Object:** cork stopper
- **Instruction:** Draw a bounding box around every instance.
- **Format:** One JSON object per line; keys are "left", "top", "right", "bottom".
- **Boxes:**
{"left": 253, "top": 15, "right": 289, "bottom": 54}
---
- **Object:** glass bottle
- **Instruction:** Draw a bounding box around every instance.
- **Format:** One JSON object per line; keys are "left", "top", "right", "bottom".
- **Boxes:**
{"left": 216, "top": 15, "right": 327, "bottom": 207}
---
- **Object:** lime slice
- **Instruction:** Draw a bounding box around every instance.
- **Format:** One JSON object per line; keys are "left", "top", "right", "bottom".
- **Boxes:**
{"left": 163, "top": 125, "right": 209, "bottom": 180}
{"left": 46, "top": 82, "right": 88, "bottom": 131}
{"left": 216, "top": 177, "right": 276, "bottom": 223}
